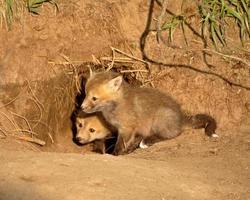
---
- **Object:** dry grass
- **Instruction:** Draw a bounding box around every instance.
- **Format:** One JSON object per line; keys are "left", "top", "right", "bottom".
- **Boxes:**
{"left": 48, "top": 46, "right": 153, "bottom": 90}
{"left": 0, "top": 81, "right": 51, "bottom": 146}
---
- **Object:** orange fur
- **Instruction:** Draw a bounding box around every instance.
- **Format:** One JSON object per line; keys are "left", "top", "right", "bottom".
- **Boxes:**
{"left": 81, "top": 71, "right": 217, "bottom": 155}
{"left": 75, "top": 113, "right": 111, "bottom": 145}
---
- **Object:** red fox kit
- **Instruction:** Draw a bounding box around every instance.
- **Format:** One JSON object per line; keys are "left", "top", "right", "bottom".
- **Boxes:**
{"left": 81, "top": 71, "right": 217, "bottom": 155}
{"left": 75, "top": 113, "right": 112, "bottom": 153}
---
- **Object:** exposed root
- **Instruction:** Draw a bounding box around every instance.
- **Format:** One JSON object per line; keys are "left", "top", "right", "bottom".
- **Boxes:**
{"left": 0, "top": 127, "right": 7, "bottom": 137}
{"left": 13, "top": 135, "right": 46, "bottom": 146}
{"left": 203, "top": 49, "right": 250, "bottom": 67}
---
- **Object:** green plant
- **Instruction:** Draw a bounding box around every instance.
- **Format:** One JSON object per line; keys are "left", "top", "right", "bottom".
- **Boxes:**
{"left": 199, "top": 0, "right": 250, "bottom": 47}
{"left": 0, "top": 0, "right": 24, "bottom": 30}
{"left": 27, "top": 0, "right": 58, "bottom": 15}
{"left": 5, "top": 0, "right": 13, "bottom": 28}
{"left": 0, "top": 0, "right": 58, "bottom": 30}
{"left": 161, "top": 15, "right": 188, "bottom": 45}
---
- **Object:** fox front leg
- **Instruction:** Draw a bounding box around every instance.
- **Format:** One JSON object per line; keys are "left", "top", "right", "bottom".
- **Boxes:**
{"left": 113, "top": 132, "right": 136, "bottom": 155}
{"left": 113, "top": 134, "right": 126, "bottom": 155}
{"left": 93, "top": 139, "right": 106, "bottom": 154}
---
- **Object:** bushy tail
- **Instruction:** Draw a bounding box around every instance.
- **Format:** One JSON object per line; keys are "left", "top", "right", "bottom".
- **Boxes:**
{"left": 183, "top": 114, "right": 217, "bottom": 137}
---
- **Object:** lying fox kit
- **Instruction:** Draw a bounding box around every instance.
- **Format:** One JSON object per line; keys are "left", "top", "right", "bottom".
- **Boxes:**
{"left": 81, "top": 71, "right": 217, "bottom": 155}
{"left": 75, "top": 113, "right": 112, "bottom": 153}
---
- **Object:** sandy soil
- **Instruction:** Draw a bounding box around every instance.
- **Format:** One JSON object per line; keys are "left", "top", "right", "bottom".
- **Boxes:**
{"left": 1, "top": 127, "right": 250, "bottom": 200}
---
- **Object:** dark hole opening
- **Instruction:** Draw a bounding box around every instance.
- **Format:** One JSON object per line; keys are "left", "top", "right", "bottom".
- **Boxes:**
{"left": 70, "top": 72, "right": 118, "bottom": 155}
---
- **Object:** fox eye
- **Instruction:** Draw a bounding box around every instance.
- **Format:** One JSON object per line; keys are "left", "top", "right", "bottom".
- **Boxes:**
{"left": 89, "top": 128, "right": 95, "bottom": 133}
{"left": 79, "top": 123, "right": 83, "bottom": 128}
{"left": 92, "top": 96, "right": 98, "bottom": 101}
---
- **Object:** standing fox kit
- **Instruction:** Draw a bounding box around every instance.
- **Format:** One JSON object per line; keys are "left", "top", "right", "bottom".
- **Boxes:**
{"left": 81, "top": 71, "right": 217, "bottom": 155}
{"left": 75, "top": 113, "right": 112, "bottom": 154}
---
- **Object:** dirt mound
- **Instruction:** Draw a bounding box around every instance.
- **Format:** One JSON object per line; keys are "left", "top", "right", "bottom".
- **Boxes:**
{"left": 0, "top": 146, "right": 249, "bottom": 200}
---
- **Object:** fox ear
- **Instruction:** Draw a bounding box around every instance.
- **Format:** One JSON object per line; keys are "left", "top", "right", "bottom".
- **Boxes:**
{"left": 107, "top": 76, "right": 123, "bottom": 92}
{"left": 77, "top": 118, "right": 85, "bottom": 127}
{"left": 88, "top": 65, "right": 94, "bottom": 78}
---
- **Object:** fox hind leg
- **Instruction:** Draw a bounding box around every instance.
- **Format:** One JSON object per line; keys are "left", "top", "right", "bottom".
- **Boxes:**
{"left": 113, "top": 130, "right": 141, "bottom": 155}
{"left": 152, "top": 108, "right": 182, "bottom": 141}
{"left": 125, "top": 135, "right": 143, "bottom": 153}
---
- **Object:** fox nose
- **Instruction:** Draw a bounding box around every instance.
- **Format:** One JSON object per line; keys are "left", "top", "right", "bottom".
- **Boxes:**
{"left": 76, "top": 136, "right": 86, "bottom": 144}
{"left": 81, "top": 104, "right": 87, "bottom": 111}
{"left": 81, "top": 102, "right": 89, "bottom": 110}
{"left": 81, "top": 105, "right": 86, "bottom": 110}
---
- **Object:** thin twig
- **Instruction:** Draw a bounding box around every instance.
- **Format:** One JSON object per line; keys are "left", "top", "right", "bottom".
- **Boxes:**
{"left": 102, "top": 57, "right": 136, "bottom": 64}
{"left": 0, "top": 93, "right": 20, "bottom": 109}
{"left": 0, "top": 111, "right": 19, "bottom": 130}
{"left": 29, "top": 119, "right": 55, "bottom": 144}
{"left": 13, "top": 135, "right": 46, "bottom": 146}
{"left": 0, "top": 127, "right": 7, "bottom": 137}
{"left": 12, "top": 129, "right": 39, "bottom": 136}
{"left": 48, "top": 60, "right": 87, "bottom": 65}
{"left": 111, "top": 47, "right": 150, "bottom": 67}
{"left": 138, "top": 71, "right": 145, "bottom": 84}
{"left": 203, "top": 49, "right": 250, "bottom": 67}
{"left": 157, "top": 0, "right": 168, "bottom": 43}
{"left": 91, "top": 54, "right": 101, "bottom": 65}
{"left": 11, "top": 112, "right": 33, "bottom": 134}
{"left": 60, "top": 53, "right": 70, "bottom": 62}
{"left": 111, "top": 49, "right": 115, "bottom": 68}
{"left": 48, "top": 132, "right": 54, "bottom": 144}
{"left": 120, "top": 69, "right": 148, "bottom": 73}
{"left": 101, "top": 57, "right": 133, "bottom": 61}
{"left": 28, "top": 97, "right": 43, "bottom": 129}
{"left": 106, "top": 48, "right": 116, "bottom": 71}
{"left": 71, "top": 64, "right": 81, "bottom": 94}
{"left": 26, "top": 80, "right": 45, "bottom": 111}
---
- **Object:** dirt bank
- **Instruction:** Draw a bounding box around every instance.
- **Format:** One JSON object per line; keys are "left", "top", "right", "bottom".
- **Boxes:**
{"left": 0, "top": 142, "right": 249, "bottom": 200}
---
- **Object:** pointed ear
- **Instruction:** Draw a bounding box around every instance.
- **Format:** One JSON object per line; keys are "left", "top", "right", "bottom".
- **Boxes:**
{"left": 88, "top": 65, "right": 93, "bottom": 78}
{"left": 106, "top": 76, "right": 123, "bottom": 92}
{"left": 77, "top": 118, "right": 85, "bottom": 126}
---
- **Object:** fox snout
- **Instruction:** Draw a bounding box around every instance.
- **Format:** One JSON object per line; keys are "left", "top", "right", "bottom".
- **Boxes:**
{"left": 75, "top": 136, "right": 88, "bottom": 144}
{"left": 81, "top": 103, "right": 90, "bottom": 111}
{"left": 81, "top": 101, "right": 94, "bottom": 113}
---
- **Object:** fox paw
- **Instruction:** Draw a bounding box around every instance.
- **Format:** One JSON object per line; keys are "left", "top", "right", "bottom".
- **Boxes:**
{"left": 139, "top": 140, "right": 149, "bottom": 149}
{"left": 112, "top": 148, "right": 125, "bottom": 156}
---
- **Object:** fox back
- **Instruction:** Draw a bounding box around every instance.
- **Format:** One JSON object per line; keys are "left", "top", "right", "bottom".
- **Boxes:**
{"left": 81, "top": 71, "right": 183, "bottom": 141}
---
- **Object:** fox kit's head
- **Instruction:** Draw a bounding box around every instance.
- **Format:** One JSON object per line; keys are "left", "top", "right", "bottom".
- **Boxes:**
{"left": 81, "top": 71, "right": 123, "bottom": 113}
{"left": 75, "top": 114, "right": 111, "bottom": 144}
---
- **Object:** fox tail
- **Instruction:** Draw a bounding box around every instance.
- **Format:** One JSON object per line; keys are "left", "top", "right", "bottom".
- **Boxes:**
{"left": 183, "top": 113, "right": 218, "bottom": 137}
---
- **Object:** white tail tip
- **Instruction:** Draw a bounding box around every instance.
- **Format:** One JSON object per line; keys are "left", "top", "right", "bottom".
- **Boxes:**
{"left": 212, "top": 134, "right": 219, "bottom": 138}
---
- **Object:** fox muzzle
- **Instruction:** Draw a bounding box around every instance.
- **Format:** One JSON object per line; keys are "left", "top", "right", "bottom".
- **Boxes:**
{"left": 75, "top": 136, "right": 89, "bottom": 144}
{"left": 81, "top": 101, "right": 94, "bottom": 113}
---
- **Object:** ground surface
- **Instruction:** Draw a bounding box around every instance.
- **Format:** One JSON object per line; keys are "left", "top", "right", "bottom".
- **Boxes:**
{"left": 1, "top": 128, "right": 250, "bottom": 200}
{"left": 0, "top": 0, "right": 250, "bottom": 199}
